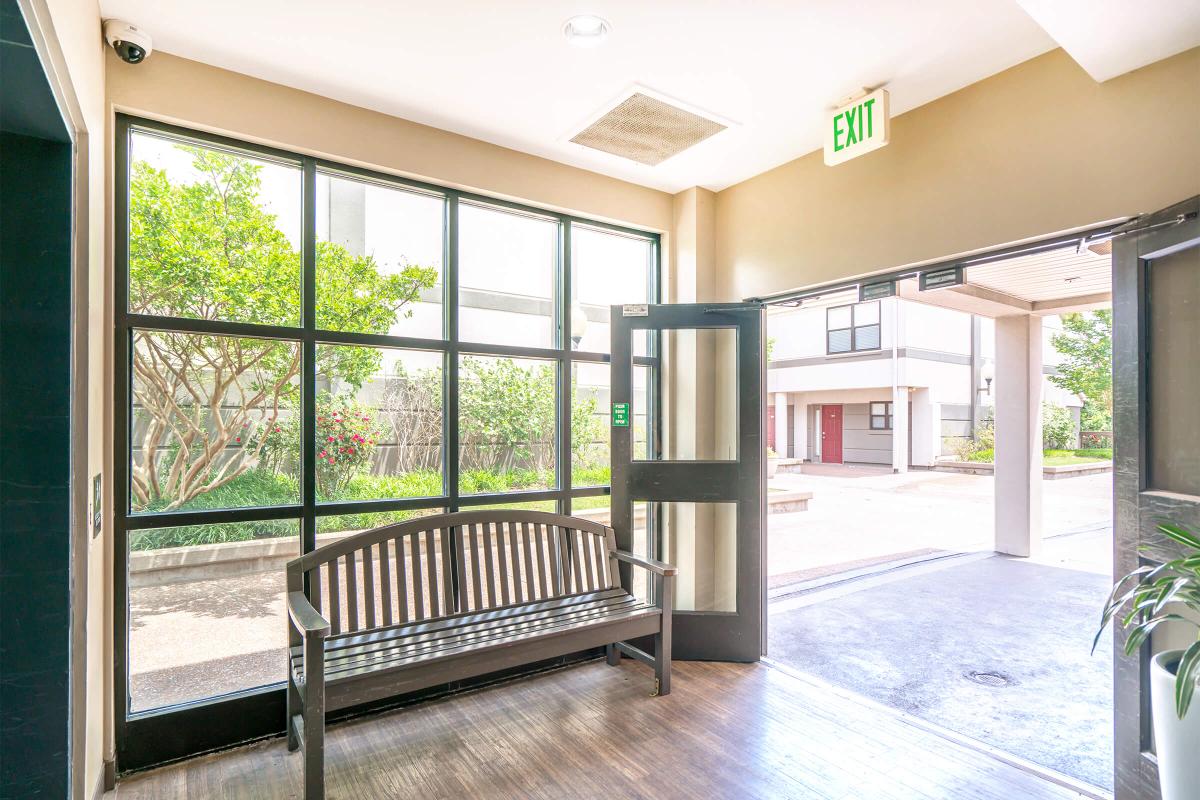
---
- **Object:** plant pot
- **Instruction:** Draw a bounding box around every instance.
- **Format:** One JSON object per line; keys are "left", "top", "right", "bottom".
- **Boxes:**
{"left": 1150, "top": 649, "right": 1200, "bottom": 800}
{"left": 767, "top": 458, "right": 779, "bottom": 478}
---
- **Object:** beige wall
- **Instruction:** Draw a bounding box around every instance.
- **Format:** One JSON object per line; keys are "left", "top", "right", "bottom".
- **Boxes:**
{"left": 105, "top": 51, "right": 673, "bottom": 235}
{"left": 30, "top": 0, "right": 109, "bottom": 797}
{"left": 715, "top": 47, "right": 1200, "bottom": 302}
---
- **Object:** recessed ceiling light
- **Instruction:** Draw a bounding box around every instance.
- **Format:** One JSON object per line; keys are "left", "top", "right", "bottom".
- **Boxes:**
{"left": 563, "top": 15, "right": 610, "bottom": 47}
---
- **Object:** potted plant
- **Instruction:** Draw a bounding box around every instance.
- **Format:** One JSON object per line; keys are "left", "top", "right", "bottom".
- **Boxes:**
{"left": 766, "top": 448, "right": 781, "bottom": 478}
{"left": 1095, "top": 522, "right": 1200, "bottom": 800}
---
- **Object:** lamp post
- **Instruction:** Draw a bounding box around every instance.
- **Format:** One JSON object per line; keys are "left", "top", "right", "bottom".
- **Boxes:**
{"left": 978, "top": 361, "right": 995, "bottom": 397}
{"left": 570, "top": 301, "right": 588, "bottom": 347}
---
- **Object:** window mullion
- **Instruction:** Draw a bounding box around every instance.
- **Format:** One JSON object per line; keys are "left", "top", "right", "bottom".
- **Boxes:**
{"left": 301, "top": 157, "right": 317, "bottom": 555}
{"left": 559, "top": 220, "right": 572, "bottom": 513}
{"left": 446, "top": 194, "right": 460, "bottom": 512}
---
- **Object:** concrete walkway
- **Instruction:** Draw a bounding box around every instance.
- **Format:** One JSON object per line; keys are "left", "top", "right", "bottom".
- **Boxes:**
{"left": 767, "top": 468, "right": 1112, "bottom": 584}
{"left": 768, "top": 524, "right": 1114, "bottom": 791}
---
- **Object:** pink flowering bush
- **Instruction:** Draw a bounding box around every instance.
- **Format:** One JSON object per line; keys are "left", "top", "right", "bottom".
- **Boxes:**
{"left": 240, "top": 393, "right": 384, "bottom": 496}
{"left": 314, "top": 395, "right": 385, "bottom": 495}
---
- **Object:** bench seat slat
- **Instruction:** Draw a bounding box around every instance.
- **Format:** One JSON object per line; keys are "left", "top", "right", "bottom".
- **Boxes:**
{"left": 317, "top": 604, "right": 657, "bottom": 682}
{"left": 293, "top": 594, "right": 658, "bottom": 683}
{"left": 306, "top": 593, "right": 647, "bottom": 670}
{"left": 299, "top": 588, "right": 631, "bottom": 658}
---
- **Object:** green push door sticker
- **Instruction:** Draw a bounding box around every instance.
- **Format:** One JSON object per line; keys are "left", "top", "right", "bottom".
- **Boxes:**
{"left": 612, "top": 402, "right": 630, "bottom": 427}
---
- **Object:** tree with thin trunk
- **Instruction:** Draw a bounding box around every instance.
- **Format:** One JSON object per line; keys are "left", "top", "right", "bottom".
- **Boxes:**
{"left": 1049, "top": 309, "right": 1113, "bottom": 432}
{"left": 128, "top": 146, "right": 436, "bottom": 510}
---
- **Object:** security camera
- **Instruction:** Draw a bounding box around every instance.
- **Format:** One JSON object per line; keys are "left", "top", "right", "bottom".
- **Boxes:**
{"left": 104, "top": 20, "right": 152, "bottom": 64}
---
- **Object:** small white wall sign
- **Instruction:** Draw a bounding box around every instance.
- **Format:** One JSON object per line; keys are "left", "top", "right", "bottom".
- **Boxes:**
{"left": 823, "top": 88, "right": 890, "bottom": 166}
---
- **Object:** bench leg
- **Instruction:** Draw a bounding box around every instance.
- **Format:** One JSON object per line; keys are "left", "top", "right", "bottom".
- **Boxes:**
{"left": 302, "top": 637, "right": 326, "bottom": 800}
{"left": 653, "top": 630, "right": 672, "bottom": 696}
{"left": 287, "top": 672, "right": 300, "bottom": 752}
{"left": 655, "top": 576, "right": 673, "bottom": 696}
{"left": 605, "top": 643, "right": 620, "bottom": 666}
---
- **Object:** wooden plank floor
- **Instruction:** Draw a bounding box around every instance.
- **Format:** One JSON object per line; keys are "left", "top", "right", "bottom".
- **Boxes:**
{"left": 110, "top": 660, "right": 1091, "bottom": 799}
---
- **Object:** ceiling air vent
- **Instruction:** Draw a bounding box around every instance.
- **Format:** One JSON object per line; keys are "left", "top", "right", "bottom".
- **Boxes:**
{"left": 570, "top": 91, "right": 729, "bottom": 166}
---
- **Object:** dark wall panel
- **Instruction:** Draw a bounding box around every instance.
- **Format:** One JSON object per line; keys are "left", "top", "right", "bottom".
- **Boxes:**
{"left": 0, "top": 132, "right": 73, "bottom": 799}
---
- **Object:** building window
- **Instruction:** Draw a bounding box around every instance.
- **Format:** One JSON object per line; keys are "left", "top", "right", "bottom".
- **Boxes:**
{"left": 870, "top": 401, "right": 893, "bottom": 430}
{"left": 827, "top": 301, "right": 881, "bottom": 354}
{"left": 115, "top": 117, "right": 659, "bottom": 719}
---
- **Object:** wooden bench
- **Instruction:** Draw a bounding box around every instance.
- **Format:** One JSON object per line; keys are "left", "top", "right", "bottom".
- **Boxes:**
{"left": 285, "top": 510, "right": 676, "bottom": 799}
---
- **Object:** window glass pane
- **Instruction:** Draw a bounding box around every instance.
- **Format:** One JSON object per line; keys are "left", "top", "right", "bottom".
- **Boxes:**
{"left": 128, "top": 131, "right": 301, "bottom": 326}
{"left": 870, "top": 402, "right": 886, "bottom": 415}
{"left": 572, "top": 362, "right": 610, "bottom": 487}
{"left": 633, "top": 364, "right": 652, "bottom": 460}
{"left": 1148, "top": 245, "right": 1200, "bottom": 495}
{"left": 827, "top": 306, "right": 852, "bottom": 329}
{"left": 315, "top": 346, "right": 443, "bottom": 503}
{"left": 870, "top": 417, "right": 887, "bottom": 430}
{"left": 316, "top": 507, "right": 446, "bottom": 539}
{"left": 636, "top": 329, "right": 735, "bottom": 460}
{"left": 658, "top": 501, "right": 737, "bottom": 611}
{"left": 128, "top": 519, "right": 299, "bottom": 711}
{"left": 630, "top": 501, "right": 652, "bottom": 603}
{"left": 459, "top": 355, "right": 556, "bottom": 494}
{"left": 130, "top": 330, "right": 300, "bottom": 513}
{"left": 855, "top": 324, "right": 881, "bottom": 350}
{"left": 854, "top": 301, "right": 880, "bottom": 325}
{"left": 315, "top": 173, "right": 443, "bottom": 338}
{"left": 828, "top": 328, "right": 852, "bottom": 353}
{"left": 572, "top": 226, "right": 652, "bottom": 354}
{"left": 461, "top": 499, "right": 558, "bottom": 513}
{"left": 459, "top": 203, "right": 557, "bottom": 348}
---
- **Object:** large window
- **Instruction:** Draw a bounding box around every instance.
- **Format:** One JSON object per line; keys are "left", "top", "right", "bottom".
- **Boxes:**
{"left": 115, "top": 117, "right": 658, "bottom": 743}
{"left": 827, "top": 301, "right": 881, "bottom": 354}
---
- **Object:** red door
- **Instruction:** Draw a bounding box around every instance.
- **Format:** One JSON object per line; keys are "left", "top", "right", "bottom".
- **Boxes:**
{"left": 821, "top": 405, "right": 844, "bottom": 464}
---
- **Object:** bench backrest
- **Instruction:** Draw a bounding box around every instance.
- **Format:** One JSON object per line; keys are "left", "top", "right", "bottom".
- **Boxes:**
{"left": 287, "top": 510, "right": 620, "bottom": 636}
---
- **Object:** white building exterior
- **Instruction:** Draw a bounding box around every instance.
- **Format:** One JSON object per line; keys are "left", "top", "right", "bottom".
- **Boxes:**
{"left": 767, "top": 296, "right": 1082, "bottom": 471}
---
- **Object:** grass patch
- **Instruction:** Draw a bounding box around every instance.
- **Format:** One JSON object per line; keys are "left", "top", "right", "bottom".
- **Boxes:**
{"left": 1043, "top": 448, "right": 1113, "bottom": 466}
{"left": 962, "top": 447, "right": 1112, "bottom": 465}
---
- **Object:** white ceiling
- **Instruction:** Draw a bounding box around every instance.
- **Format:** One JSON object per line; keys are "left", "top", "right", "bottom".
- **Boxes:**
{"left": 99, "top": 1, "right": 1067, "bottom": 193}
{"left": 1014, "top": 0, "right": 1200, "bottom": 82}
{"left": 966, "top": 246, "right": 1111, "bottom": 303}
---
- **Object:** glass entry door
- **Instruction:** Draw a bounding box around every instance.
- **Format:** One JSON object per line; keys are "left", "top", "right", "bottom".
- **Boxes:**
{"left": 610, "top": 303, "right": 765, "bottom": 661}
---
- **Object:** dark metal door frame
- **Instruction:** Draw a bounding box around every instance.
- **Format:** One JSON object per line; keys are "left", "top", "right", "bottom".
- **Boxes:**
{"left": 610, "top": 302, "right": 765, "bottom": 662}
{"left": 1112, "top": 196, "right": 1200, "bottom": 800}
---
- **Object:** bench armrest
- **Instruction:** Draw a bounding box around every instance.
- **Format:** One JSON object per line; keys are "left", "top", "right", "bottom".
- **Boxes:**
{"left": 288, "top": 591, "right": 331, "bottom": 638}
{"left": 614, "top": 550, "right": 678, "bottom": 576}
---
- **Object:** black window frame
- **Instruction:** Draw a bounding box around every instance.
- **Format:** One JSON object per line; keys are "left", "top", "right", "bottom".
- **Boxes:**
{"left": 869, "top": 401, "right": 893, "bottom": 430}
{"left": 826, "top": 300, "right": 881, "bottom": 354}
{"left": 112, "top": 114, "right": 660, "bottom": 770}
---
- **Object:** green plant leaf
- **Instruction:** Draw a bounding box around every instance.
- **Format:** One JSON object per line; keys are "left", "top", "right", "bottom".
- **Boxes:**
{"left": 1175, "top": 639, "right": 1200, "bottom": 720}
{"left": 1123, "top": 614, "right": 1187, "bottom": 657}
{"left": 1159, "top": 522, "right": 1200, "bottom": 552}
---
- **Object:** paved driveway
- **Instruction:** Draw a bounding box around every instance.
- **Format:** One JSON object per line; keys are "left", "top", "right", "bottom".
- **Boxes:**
{"left": 768, "top": 467, "right": 1112, "bottom": 583}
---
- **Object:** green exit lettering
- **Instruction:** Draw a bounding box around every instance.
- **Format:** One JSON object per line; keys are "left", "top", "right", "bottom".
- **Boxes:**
{"left": 833, "top": 97, "right": 876, "bottom": 153}
{"left": 612, "top": 402, "right": 630, "bottom": 427}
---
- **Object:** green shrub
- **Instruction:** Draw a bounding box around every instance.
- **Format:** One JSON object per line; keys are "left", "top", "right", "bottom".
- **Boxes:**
{"left": 1042, "top": 403, "right": 1076, "bottom": 449}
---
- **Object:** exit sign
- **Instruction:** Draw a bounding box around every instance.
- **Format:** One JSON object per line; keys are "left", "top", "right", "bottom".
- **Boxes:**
{"left": 612, "top": 402, "right": 630, "bottom": 427}
{"left": 824, "top": 88, "right": 890, "bottom": 166}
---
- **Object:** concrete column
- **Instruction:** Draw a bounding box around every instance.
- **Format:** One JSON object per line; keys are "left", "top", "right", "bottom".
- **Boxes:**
{"left": 328, "top": 178, "right": 366, "bottom": 256}
{"left": 994, "top": 315, "right": 1043, "bottom": 557}
{"left": 794, "top": 396, "right": 809, "bottom": 462}
{"left": 891, "top": 385, "right": 910, "bottom": 472}
{"left": 910, "top": 388, "right": 938, "bottom": 467}
{"left": 773, "top": 392, "right": 789, "bottom": 456}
